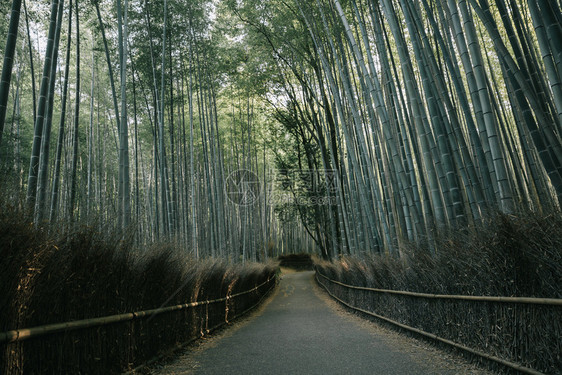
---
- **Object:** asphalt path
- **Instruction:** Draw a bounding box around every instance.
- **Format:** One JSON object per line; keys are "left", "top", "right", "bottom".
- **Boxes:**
{"left": 153, "top": 271, "right": 489, "bottom": 375}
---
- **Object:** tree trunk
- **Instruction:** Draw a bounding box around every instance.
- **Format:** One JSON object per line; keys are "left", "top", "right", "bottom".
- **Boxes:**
{"left": 68, "top": 0, "right": 80, "bottom": 219}
{"left": 26, "top": 0, "right": 59, "bottom": 212}
{"left": 49, "top": 0, "right": 72, "bottom": 222}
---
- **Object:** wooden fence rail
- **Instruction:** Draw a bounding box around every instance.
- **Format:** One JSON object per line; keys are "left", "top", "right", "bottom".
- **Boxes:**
{"left": 316, "top": 271, "right": 562, "bottom": 375}
{"left": 316, "top": 272, "right": 562, "bottom": 305}
{"left": 0, "top": 276, "right": 275, "bottom": 344}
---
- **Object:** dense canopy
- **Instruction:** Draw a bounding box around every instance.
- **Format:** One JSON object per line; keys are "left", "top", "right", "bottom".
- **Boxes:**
{"left": 1, "top": 0, "right": 562, "bottom": 259}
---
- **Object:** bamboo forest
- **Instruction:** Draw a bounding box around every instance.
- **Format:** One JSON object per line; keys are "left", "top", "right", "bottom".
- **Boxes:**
{"left": 1, "top": 0, "right": 561, "bottom": 374}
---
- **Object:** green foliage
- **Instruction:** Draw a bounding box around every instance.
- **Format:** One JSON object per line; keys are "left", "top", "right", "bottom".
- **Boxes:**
{"left": 2, "top": 0, "right": 562, "bottom": 259}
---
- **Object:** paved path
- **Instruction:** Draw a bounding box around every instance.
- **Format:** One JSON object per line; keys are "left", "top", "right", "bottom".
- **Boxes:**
{"left": 153, "top": 271, "right": 489, "bottom": 375}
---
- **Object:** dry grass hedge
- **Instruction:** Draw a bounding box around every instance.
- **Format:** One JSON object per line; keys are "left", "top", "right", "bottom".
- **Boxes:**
{"left": 315, "top": 211, "right": 562, "bottom": 374}
{"left": 277, "top": 253, "right": 313, "bottom": 269}
{"left": 0, "top": 203, "right": 277, "bottom": 374}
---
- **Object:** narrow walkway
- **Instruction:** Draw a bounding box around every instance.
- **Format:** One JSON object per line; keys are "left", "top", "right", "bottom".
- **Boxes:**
{"left": 153, "top": 271, "right": 489, "bottom": 374}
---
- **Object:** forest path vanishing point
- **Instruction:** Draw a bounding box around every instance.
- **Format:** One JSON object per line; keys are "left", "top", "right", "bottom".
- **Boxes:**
{"left": 151, "top": 271, "right": 491, "bottom": 375}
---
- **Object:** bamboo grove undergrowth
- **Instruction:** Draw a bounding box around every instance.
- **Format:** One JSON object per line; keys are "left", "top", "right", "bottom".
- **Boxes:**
{"left": 1, "top": 0, "right": 562, "bottom": 259}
